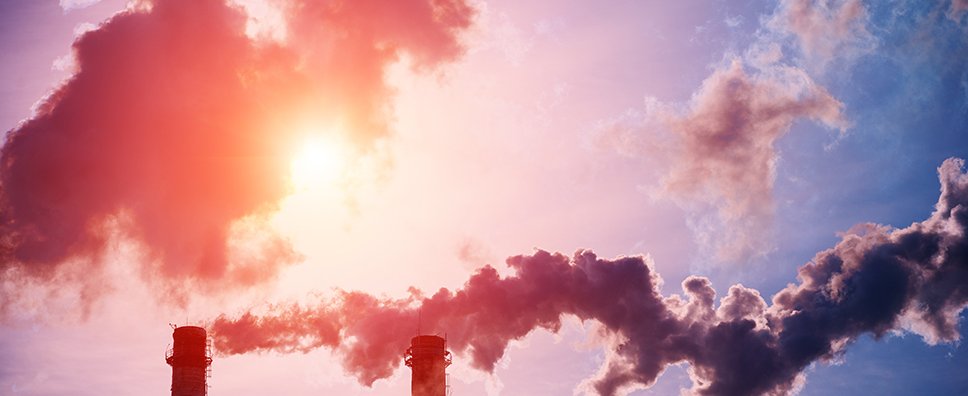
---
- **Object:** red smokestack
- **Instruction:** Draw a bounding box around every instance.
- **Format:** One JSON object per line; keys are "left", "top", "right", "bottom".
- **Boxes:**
{"left": 166, "top": 326, "right": 212, "bottom": 396}
{"left": 405, "top": 335, "right": 452, "bottom": 396}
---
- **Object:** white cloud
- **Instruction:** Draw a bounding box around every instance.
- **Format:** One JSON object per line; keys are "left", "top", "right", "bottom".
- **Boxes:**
{"left": 60, "top": 0, "right": 102, "bottom": 12}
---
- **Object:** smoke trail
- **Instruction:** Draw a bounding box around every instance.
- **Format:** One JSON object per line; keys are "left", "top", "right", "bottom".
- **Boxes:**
{"left": 0, "top": 0, "right": 474, "bottom": 308}
{"left": 212, "top": 158, "right": 968, "bottom": 395}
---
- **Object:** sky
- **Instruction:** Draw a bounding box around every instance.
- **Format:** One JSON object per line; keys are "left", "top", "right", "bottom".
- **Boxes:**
{"left": 0, "top": 0, "right": 967, "bottom": 395}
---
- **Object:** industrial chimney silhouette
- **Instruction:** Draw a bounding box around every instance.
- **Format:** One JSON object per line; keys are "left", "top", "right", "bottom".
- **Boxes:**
{"left": 404, "top": 335, "right": 452, "bottom": 396}
{"left": 165, "top": 325, "right": 213, "bottom": 396}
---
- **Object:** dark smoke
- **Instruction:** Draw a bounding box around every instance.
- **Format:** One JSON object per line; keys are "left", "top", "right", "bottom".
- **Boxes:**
{"left": 212, "top": 158, "right": 968, "bottom": 395}
{"left": 0, "top": 0, "right": 474, "bottom": 308}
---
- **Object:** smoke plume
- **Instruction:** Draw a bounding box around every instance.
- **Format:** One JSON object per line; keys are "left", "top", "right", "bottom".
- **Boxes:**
{"left": 212, "top": 158, "right": 968, "bottom": 395}
{"left": 0, "top": 0, "right": 474, "bottom": 305}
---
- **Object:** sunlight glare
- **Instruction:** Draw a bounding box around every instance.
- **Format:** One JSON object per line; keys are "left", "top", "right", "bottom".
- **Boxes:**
{"left": 289, "top": 136, "right": 346, "bottom": 191}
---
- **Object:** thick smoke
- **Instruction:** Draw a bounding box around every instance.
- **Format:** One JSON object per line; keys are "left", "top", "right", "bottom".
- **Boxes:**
{"left": 212, "top": 158, "right": 968, "bottom": 395}
{"left": 0, "top": 0, "right": 474, "bottom": 304}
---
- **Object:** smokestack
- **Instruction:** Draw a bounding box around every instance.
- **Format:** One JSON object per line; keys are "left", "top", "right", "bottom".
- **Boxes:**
{"left": 165, "top": 326, "right": 213, "bottom": 396}
{"left": 405, "top": 335, "right": 452, "bottom": 396}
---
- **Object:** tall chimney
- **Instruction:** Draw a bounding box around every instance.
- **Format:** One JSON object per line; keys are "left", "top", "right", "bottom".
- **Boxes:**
{"left": 165, "top": 326, "right": 212, "bottom": 396}
{"left": 404, "top": 335, "right": 452, "bottom": 396}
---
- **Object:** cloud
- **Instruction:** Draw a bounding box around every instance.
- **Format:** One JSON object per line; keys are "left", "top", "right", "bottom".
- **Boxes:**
{"left": 950, "top": 0, "right": 968, "bottom": 22}
{"left": 601, "top": 60, "right": 847, "bottom": 263}
{"left": 59, "top": 0, "right": 102, "bottom": 12}
{"left": 665, "top": 61, "right": 847, "bottom": 262}
{"left": 768, "top": 0, "right": 875, "bottom": 69}
{"left": 0, "top": 0, "right": 475, "bottom": 313}
{"left": 600, "top": 0, "right": 875, "bottom": 264}
{"left": 212, "top": 158, "right": 968, "bottom": 395}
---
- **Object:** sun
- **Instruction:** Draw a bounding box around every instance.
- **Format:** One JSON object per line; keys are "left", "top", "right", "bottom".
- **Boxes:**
{"left": 289, "top": 136, "right": 347, "bottom": 191}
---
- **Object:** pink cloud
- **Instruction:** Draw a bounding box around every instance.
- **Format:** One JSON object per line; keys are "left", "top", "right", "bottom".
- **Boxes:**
{"left": 602, "top": 60, "right": 847, "bottom": 263}
{"left": 949, "top": 0, "right": 968, "bottom": 21}
{"left": 0, "top": 0, "right": 475, "bottom": 314}
{"left": 769, "top": 0, "right": 875, "bottom": 68}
